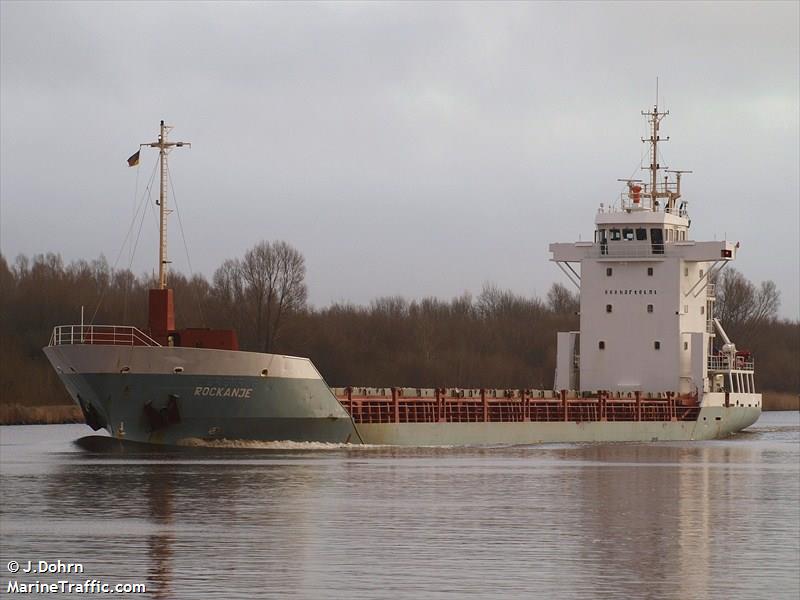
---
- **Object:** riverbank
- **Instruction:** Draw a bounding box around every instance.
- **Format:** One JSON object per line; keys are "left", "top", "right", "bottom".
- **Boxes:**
{"left": 763, "top": 392, "right": 800, "bottom": 411}
{"left": 1, "top": 392, "right": 797, "bottom": 426}
{"left": 0, "top": 404, "right": 83, "bottom": 425}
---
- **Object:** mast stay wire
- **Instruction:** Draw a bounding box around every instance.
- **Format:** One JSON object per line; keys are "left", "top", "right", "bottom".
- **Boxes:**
{"left": 166, "top": 160, "right": 207, "bottom": 327}
{"left": 122, "top": 177, "right": 157, "bottom": 322}
{"left": 89, "top": 158, "right": 159, "bottom": 324}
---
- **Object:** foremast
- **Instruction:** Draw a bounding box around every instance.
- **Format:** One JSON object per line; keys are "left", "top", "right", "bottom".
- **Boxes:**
{"left": 140, "top": 121, "right": 190, "bottom": 289}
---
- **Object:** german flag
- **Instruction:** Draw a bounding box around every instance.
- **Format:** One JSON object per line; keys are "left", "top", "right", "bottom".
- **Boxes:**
{"left": 127, "top": 150, "right": 140, "bottom": 167}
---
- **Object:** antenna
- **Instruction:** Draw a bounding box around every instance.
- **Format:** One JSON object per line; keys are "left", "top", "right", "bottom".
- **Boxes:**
{"left": 666, "top": 169, "right": 693, "bottom": 209}
{"left": 641, "top": 104, "right": 669, "bottom": 211}
{"left": 140, "top": 121, "right": 191, "bottom": 289}
{"left": 656, "top": 76, "right": 659, "bottom": 108}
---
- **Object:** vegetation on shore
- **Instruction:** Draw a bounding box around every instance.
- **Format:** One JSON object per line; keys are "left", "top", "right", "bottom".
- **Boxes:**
{"left": 1, "top": 245, "right": 797, "bottom": 425}
{"left": 0, "top": 404, "right": 84, "bottom": 426}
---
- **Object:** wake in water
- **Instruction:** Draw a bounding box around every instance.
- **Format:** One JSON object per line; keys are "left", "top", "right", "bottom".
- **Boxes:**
{"left": 176, "top": 437, "right": 383, "bottom": 450}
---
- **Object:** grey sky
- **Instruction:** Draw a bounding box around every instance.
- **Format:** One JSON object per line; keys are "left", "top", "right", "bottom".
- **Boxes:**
{"left": 2, "top": 1, "right": 798, "bottom": 318}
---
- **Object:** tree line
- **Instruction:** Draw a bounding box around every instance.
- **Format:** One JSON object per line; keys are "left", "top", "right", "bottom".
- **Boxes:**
{"left": 0, "top": 244, "right": 796, "bottom": 408}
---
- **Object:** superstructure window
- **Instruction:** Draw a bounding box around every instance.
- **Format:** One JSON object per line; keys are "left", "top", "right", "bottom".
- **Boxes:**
{"left": 636, "top": 228, "right": 647, "bottom": 241}
{"left": 647, "top": 267, "right": 653, "bottom": 276}
{"left": 610, "top": 229, "right": 621, "bottom": 241}
{"left": 606, "top": 304, "right": 612, "bottom": 313}
{"left": 606, "top": 267, "right": 612, "bottom": 276}
{"left": 623, "top": 228, "right": 634, "bottom": 241}
{"left": 599, "top": 341, "right": 605, "bottom": 350}
{"left": 684, "top": 342, "right": 689, "bottom": 351}
{"left": 654, "top": 341, "right": 661, "bottom": 350}
{"left": 647, "top": 304, "right": 654, "bottom": 313}
{"left": 650, "top": 228, "right": 664, "bottom": 254}
{"left": 701, "top": 305, "right": 705, "bottom": 315}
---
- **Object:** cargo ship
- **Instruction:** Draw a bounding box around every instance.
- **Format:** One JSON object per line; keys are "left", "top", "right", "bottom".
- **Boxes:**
{"left": 43, "top": 110, "right": 761, "bottom": 446}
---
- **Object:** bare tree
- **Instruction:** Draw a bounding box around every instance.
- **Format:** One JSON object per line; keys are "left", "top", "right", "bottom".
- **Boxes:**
{"left": 546, "top": 282, "right": 579, "bottom": 315}
{"left": 239, "top": 240, "right": 307, "bottom": 353}
{"left": 268, "top": 241, "right": 307, "bottom": 352}
{"left": 714, "top": 268, "right": 780, "bottom": 343}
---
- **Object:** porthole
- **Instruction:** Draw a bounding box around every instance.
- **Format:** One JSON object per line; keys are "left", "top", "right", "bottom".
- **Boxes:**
{"left": 173, "top": 366, "right": 184, "bottom": 374}
{"left": 261, "top": 369, "right": 269, "bottom": 377}
{"left": 120, "top": 366, "right": 130, "bottom": 374}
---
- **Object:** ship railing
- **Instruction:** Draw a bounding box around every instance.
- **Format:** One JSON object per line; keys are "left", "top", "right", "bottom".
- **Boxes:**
{"left": 49, "top": 325, "right": 161, "bottom": 347}
{"left": 335, "top": 388, "right": 701, "bottom": 424}
{"left": 596, "top": 241, "right": 666, "bottom": 258}
{"left": 707, "top": 354, "right": 754, "bottom": 372}
{"left": 598, "top": 197, "right": 689, "bottom": 218}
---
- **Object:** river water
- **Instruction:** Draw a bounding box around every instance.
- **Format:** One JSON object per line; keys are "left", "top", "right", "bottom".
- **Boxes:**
{"left": 1, "top": 412, "right": 798, "bottom": 599}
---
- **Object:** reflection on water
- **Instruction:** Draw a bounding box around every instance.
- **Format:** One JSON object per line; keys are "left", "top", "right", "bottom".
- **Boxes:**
{"left": 1, "top": 413, "right": 798, "bottom": 599}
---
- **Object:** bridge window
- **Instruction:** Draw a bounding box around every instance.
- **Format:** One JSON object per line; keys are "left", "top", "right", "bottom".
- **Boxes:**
{"left": 610, "top": 229, "right": 621, "bottom": 241}
{"left": 623, "top": 228, "right": 634, "bottom": 241}
{"left": 650, "top": 228, "right": 664, "bottom": 254}
{"left": 636, "top": 228, "right": 647, "bottom": 241}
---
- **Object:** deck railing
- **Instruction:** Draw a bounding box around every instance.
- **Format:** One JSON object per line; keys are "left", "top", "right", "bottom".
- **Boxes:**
{"left": 708, "top": 354, "right": 754, "bottom": 372}
{"left": 596, "top": 241, "right": 666, "bottom": 258}
{"left": 49, "top": 325, "right": 161, "bottom": 347}
{"left": 335, "top": 388, "right": 700, "bottom": 424}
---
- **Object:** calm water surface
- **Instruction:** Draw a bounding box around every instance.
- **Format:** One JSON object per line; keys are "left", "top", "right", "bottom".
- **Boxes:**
{"left": 1, "top": 413, "right": 798, "bottom": 599}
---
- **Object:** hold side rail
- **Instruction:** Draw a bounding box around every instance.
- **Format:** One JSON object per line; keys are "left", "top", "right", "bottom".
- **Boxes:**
{"left": 49, "top": 325, "right": 162, "bottom": 347}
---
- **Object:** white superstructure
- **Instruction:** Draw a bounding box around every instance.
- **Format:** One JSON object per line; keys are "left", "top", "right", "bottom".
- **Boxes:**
{"left": 551, "top": 105, "right": 760, "bottom": 410}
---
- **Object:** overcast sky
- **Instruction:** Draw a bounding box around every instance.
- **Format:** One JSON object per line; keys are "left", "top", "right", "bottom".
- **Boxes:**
{"left": 2, "top": 1, "right": 798, "bottom": 318}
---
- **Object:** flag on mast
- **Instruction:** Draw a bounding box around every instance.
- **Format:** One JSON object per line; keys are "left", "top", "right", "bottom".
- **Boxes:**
{"left": 127, "top": 150, "right": 140, "bottom": 167}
